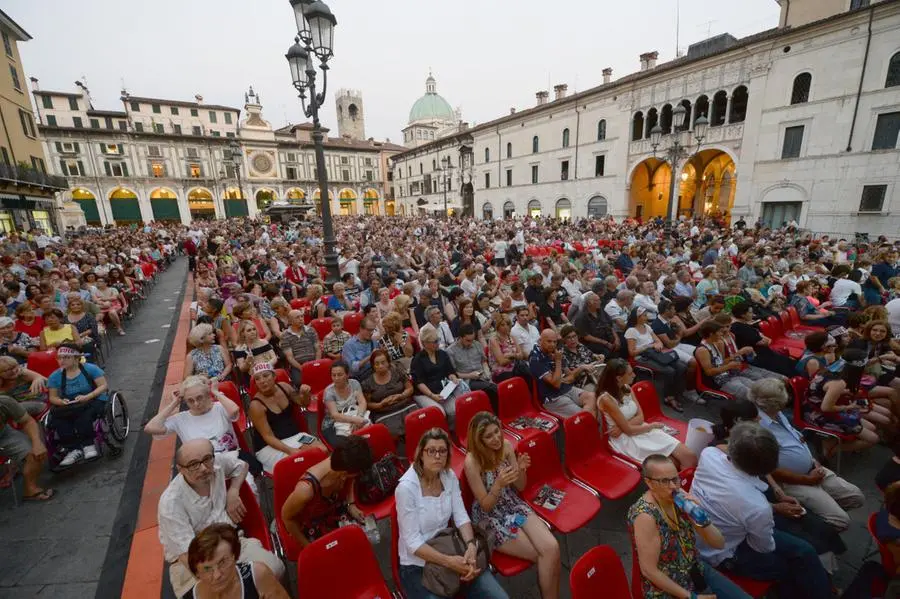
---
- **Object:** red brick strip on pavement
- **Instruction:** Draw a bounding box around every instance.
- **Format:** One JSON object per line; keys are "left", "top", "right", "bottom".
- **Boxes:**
{"left": 120, "top": 279, "right": 192, "bottom": 599}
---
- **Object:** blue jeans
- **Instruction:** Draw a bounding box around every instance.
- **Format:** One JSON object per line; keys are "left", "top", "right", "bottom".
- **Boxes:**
{"left": 399, "top": 565, "right": 508, "bottom": 599}
{"left": 722, "top": 529, "right": 830, "bottom": 599}
{"left": 702, "top": 563, "right": 753, "bottom": 599}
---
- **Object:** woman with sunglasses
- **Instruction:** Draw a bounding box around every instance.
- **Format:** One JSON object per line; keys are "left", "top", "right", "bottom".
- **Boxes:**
{"left": 396, "top": 427, "right": 508, "bottom": 599}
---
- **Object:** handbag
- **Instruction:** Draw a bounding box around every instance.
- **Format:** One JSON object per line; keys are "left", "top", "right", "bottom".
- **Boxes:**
{"left": 354, "top": 453, "right": 408, "bottom": 505}
{"left": 422, "top": 525, "right": 493, "bottom": 597}
{"left": 333, "top": 405, "right": 371, "bottom": 437}
{"left": 642, "top": 348, "right": 679, "bottom": 367}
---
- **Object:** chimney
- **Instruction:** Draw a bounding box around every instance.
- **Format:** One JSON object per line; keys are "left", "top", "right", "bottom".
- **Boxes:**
{"left": 553, "top": 84, "right": 568, "bottom": 101}
{"left": 639, "top": 51, "right": 659, "bottom": 71}
{"left": 535, "top": 91, "right": 549, "bottom": 106}
{"left": 29, "top": 77, "right": 39, "bottom": 91}
{"left": 195, "top": 94, "right": 204, "bottom": 104}
{"left": 510, "top": 107, "right": 516, "bottom": 115}
{"left": 602, "top": 68, "right": 613, "bottom": 84}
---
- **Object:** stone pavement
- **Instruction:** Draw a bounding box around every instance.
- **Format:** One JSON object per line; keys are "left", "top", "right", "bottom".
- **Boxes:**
{"left": 0, "top": 259, "right": 188, "bottom": 599}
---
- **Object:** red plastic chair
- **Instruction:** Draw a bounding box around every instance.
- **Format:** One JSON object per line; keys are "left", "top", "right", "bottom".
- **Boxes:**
{"left": 299, "top": 358, "right": 334, "bottom": 411}
{"left": 247, "top": 368, "right": 291, "bottom": 398}
{"left": 454, "top": 390, "right": 492, "bottom": 449}
{"left": 631, "top": 381, "right": 689, "bottom": 440}
{"left": 236, "top": 480, "right": 272, "bottom": 551}
{"left": 296, "top": 525, "right": 392, "bottom": 599}
{"left": 563, "top": 412, "right": 641, "bottom": 500}
{"left": 389, "top": 505, "right": 407, "bottom": 597}
{"left": 290, "top": 298, "right": 310, "bottom": 310}
{"left": 27, "top": 350, "right": 58, "bottom": 378}
{"left": 309, "top": 317, "right": 333, "bottom": 342}
{"left": 458, "top": 472, "right": 534, "bottom": 578}
{"left": 217, "top": 381, "right": 253, "bottom": 455}
{"left": 272, "top": 446, "right": 329, "bottom": 561}
{"left": 497, "top": 377, "right": 559, "bottom": 436}
{"left": 788, "top": 306, "right": 823, "bottom": 333}
{"left": 690, "top": 351, "right": 736, "bottom": 402}
{"left": 352, "top": 423, "right": 398, "bottom": 519}
{"left": 789, "top": 376, "right": 853, "bottom": 474}
{"left": 867, "top": 512, "right": 897, "bottom": 576}
{"left": 571, "top": 545, "right": 631, "bottom": 599}
{"left": 342, "top": 312, "right": 364, "bottom": 336}
{"left": 404, "top": 407, "right": 465, "bottom": 475}
{"left": 516, "top": 430, "right": 602, "bottom": 533}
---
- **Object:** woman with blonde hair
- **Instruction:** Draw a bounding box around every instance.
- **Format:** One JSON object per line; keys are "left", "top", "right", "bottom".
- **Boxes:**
{"left": 488, "top": 313, "right": 527, "bottom": 383}
{"left": 396, "top": 427, "right": 508, "bottom": 599}
{"left": 184, "top": 323, "right": 232, "bottom": 381}
{"left": 233, "top": 321, "right": 278, "bottom": 375}
{"left": 464, "top": 412, "right": 560, "bottom": 598}
{"left": 391, "top": 293, "right": 418, "bottom": 334}
{"left": 380, "top": 312, "right": 414, "bottom": 372}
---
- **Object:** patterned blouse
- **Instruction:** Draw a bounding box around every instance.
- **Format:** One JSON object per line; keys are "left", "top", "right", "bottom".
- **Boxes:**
{"left": 189, "top": 346, "right": 227, "bottom": 379}
{"left": 627, "top": 496, "right": 700, "bottom": 599}
{"left": 380, "top": 331, "right": 410, "bottom": 361}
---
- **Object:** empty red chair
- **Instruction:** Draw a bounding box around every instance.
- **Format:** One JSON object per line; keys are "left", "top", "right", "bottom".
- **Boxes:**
{"left": 342, "top": 311, "right": 364, "bottom": 336}
{"left": 353, "top": 423, "right": 399, "bottom": 519}
{"left": 404, "top": 407, "right": 465, "bottom": 475}
{"left": 236, "top": 480, "right": 272, "bottom": 551}
{"left": 497, "top": 377, "right": 559, "bottom": 436}
{"left": 299, "top": 358, "right": 334, "bottom": 412}
{"left": 517, "top": 430, "right": 601, "bottom": 533}
{"left": 297, "top": 525, "right": 392, "bottom": 599}
{"left": 788, "top": 306, "right": 822, "bottom": 333}
{"left": 457, "top": 471, "right": 533, "bottom": 578}
{"left": 868, "top": 512, "right": 897, "bottom": 575}
{"left": 570, "top": 545, "right": 631, "bottom": 599}
{"left": 631, "top": 381, "right": 689, "bottom": 440}
{"left": 309, "top": 317, "right": 333, "bottom": 341}
{"left": 247, "top": 368, "right": 291, "bottom": 398}
{"left": 27, "top": 350, "right": 58, "bottom": 378}
{"left": 290, "top": 298, "right": 310, "bottom": 310}
{"left": 272, "top": 446, "right": 329, "bottom": 561}
{"left": 563, "top": 412, "right": 641, "bottom": 500}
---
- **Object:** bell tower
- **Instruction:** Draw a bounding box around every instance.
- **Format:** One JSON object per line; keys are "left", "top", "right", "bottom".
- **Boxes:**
{"left": 335, "top": 89, "right": 365, "bottom": 140}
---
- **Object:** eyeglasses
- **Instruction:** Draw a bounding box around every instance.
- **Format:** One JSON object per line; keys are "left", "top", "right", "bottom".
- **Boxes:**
{"left": 424, "top": 447, "right": 449, "bottom": 457}
{"left": 179, "top": 454, "right": 214, "bottom": 472}
{"left": 197, "top": 553, "right": 235, "bottom": 577}
{"left": 646, "top": 476, "right": 681, "bottom": 486}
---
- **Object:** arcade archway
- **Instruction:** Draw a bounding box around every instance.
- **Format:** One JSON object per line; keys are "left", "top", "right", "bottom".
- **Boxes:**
{"left": 188, "top": 188, "right": 216, "bottom": 220}
{"left": 150, "top": 188, "right": 181, "bottom": 222}
{"left": 72, "top": 188, "right": 101, "bottom": 224}
{"left": 109, "top": 187, "right": 141, "bottom": 224}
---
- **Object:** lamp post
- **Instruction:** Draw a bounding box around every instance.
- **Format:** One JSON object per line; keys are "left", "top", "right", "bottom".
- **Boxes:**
{"left": 286, "top": 0, "right": 339, "bottom": 285}
{"left": 440, "top": 155, "right": 454, "bottom": 219}
{"left": 228, "top": 139, "right": 246, "bottom": 218}
{"left": 649, "top": 104, "right": 708, "bottom": 238}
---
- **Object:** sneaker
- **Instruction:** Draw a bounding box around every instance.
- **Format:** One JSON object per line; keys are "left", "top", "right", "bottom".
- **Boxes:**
{"left": 82, "top": 445, "right": 99, "bottom": 460}
{"left": 59, "top": 449, "right": 84, "bottom": 467}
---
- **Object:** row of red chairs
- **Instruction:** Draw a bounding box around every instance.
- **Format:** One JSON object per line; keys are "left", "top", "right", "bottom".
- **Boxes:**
{"left": 759, "top": 305, "right": 824, "bottom": 359}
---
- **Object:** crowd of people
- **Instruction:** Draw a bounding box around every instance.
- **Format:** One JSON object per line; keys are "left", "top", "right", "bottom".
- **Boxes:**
{"left": 0, "top": 224, "right": 176, "bottom": 497}
{"left": 136, "top": 211, "right": 900, "bottom": 598}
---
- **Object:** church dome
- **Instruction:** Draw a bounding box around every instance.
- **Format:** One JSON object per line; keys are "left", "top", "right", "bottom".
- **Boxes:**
{"left": 408, "top": 74, "right": 455, "bottom": 124}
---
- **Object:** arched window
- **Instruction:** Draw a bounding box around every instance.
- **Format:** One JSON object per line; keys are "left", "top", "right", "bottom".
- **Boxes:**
{"left": 528, "top": 199, "right": 542, "bottom": 217}
{"left": 632, "top": 111, "right": 644, "bottom": 141}
{"left": 532, "top": 136, "right": 539, "bottom": 153}
{"left": 503, "top": 201, "right": 516, "bottom": 218}
{"left": 694, "top": 95, "right": 709, "bottom": 126}
{"left": 506, "top": 142, "right": 512, "bottom": 158}
{"left": 587, "top": 195, "right": 608, "bottom": 218}
{"left": 730, "top": 86, "right": 749, "bottom": 123}
{"left": 484, "top": 147, "right": 490, "bottom": 163}
{"left": 887, "top": 52, "right": 900, "bottom": 88}
{"left": 432, "top": 159, "right": 436, "bottom": 170}
{"left": 660, "top": 105, "right": 673, "bottom": 134}
{"left": 711, "top": 91, "right": 728, "bottom": 126}
{"left": 645, "top": 108, "right": 658, "bottom": 139}
{"left": 597, "top": 120, "right": 607, "bottom": 140}
{"left": 791, "top": 73, "right": 811, "bottom": 104}
{"left": 555, "top": 198, "right": 572, "bottom": 220}
{"left": 680, "top": 100, "right": 692, "bottom": 129}
{"left": 562, "top": 128, "right": 570, "bottom": 148}
{"left": 482, "top": 202, "right": 494, "bottom": 220}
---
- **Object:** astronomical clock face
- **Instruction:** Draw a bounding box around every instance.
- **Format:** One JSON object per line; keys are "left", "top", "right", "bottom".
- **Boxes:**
{"left": 250, "top": 152, "right": 275, "bottom": 177}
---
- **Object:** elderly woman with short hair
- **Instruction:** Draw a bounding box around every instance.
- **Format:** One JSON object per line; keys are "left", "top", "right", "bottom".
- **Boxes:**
{"left": 184, "top": 323, "right": 233, "bottom": 381}
{"left": 39, "top": 308, "right": 82, "bottom": 351}
{"left": 410, "top": 327, "right": 468, "bottom": 428}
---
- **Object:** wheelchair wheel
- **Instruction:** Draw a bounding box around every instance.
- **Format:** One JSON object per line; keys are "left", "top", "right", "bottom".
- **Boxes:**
{"left": 105, "top": 391, "right": 130, "bottom": 445}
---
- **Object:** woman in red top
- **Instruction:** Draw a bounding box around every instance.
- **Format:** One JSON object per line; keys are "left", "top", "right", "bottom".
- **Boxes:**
{"left": 14, "top": 303, "right": 44, "bottom": 338}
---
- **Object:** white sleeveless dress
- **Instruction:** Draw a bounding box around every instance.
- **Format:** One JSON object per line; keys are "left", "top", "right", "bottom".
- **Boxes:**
{"left": 605, "top": 394, "right": 680, "bottom": 461}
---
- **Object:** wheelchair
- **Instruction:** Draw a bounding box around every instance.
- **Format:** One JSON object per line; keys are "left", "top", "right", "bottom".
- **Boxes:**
{"left": 43, "top": 390, "right": 130, "bottom": 471}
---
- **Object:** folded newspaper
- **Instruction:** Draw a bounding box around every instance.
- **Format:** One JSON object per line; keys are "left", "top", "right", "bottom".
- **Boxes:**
{"left": 508, "top": 415, "right": 555, "bottom": 432}
{"left": 533, "top": 484, "right": 566, "bottom": 511}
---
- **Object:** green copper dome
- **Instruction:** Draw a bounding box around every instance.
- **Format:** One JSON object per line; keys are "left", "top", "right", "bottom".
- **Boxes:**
{"left": 408, "top": 74, "right": 455, "bottom": 124}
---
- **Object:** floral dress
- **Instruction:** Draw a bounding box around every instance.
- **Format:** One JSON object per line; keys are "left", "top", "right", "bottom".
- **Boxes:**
{"left": 489, "top": 335, "right": 519, "bottom": 378}
{"left": 804, "top": 370, "right": 863, "bottom": 434}
{"left": 470, "top": 464, "right": 532, "bottom": 548}
{"left": 189, "top": 346, "right": 226, "bottom": 379}
{"left": 627, "top": 496, "right": 699, "bottom": 599}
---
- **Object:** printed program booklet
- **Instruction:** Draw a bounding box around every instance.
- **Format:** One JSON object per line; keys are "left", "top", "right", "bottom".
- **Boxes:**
{"left": 509, "top": 415, "right": 555, "bottom": 432}
{"left": 533, "top": 484, "right": 566, "bottom": 511}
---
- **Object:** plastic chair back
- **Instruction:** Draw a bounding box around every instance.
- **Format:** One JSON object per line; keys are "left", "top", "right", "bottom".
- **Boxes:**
{"left": 299, "top": 359, "right": 334, "bottom": 396}
{"left": 390, "top": 504, "right": 404, "bottom": 596}
{"left": 516, "top": 430, "right": 563, "bottom": 490}
{"left": 309, "top": 317, "right": 333, "bottom": 342}
{"left": 237, "top": 480, "right": 272, "bottom": 551}
{"left": 497, "top": 376, "right": 536, "bottom": 422}
{"left": 758, "top": 318, "right": 773, "bottom": 339}
{"left": 27, "top": 350, "right": 59, "bottom": 378}
{"left": 272, "top": 446, "right": 329, "bottom": 561}
{"left": 631, "top": 381, "right": 663, "bottom": 421}
{"left": 790, "top": 376, "right": 809, "bottom": 425}
{"left": 296, "top": 526, "right": 392, "bottom": 598}
{"left": 454, "top": 390, "right": 493, "bottom": 449}
{"left": 780, "top": 310, "right": 793, "bottom": 333}
{"left": 867, "top": 512, "right": 897, "bottom": 575}
{"left": 342, "top": 312, "right": 364, "bottom": 336}
{"left": 788, "top": 306, "right": 801, "bottom": 328}
{"left": 768, "top": 316, "right": 783, "bottom": 340}
{"left": 570, "top": 545, "right": 631, "bottom": 599}
{"left": 353, "top": 423, "right": 395, "bottom": 460}
{"left": 563, "top": 411, "right": 607, "bottom": 467}
{"left": 405, "top": 406, "right": 451, "bottom": 453}
{"left": 290, "top": 298, "right": 310, "bottom": 310}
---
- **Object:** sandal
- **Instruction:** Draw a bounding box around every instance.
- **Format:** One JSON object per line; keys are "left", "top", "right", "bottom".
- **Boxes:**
{"left": 0, "top": 463, "right": 17, "bottom": 488}
{"left": 23, "top": 488, "right": 56, "bottom": 502}
{"left": 664, "top": 397, "right": 684, "bottom": 413}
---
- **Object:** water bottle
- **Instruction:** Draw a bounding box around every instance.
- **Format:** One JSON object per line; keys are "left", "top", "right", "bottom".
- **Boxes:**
{"left": 364, "top": 515, "right": 380, "bottom": 544}
{"left": 673, "top": 491, "right": 711, "bottom": 527}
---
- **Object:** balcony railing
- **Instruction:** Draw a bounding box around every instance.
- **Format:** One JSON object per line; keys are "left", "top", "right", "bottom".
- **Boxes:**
{"left": 0, "top": 163, "right": 68, "bottom": 191}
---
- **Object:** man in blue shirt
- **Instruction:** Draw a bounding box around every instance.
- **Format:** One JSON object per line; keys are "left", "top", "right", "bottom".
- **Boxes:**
{"left": 750, "top": 379, "right": 864, "bottom": 531}
{"left": 341, "top": 317, "right": 378, "bottom": 379}
{"left": 528, "top": 329, "right": 596, "bottom": 419}
{"left": 614, "top": 247, "right": 635, "bottom": 275}
{"left": 691, "top": 423, "right": 830, "bottom": 599}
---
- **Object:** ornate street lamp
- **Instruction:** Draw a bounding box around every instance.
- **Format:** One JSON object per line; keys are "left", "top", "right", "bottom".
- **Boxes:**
{"left": 440, "top": 155, "right": 454, "bottom": 219}
{"left": 650, "top": 103, "right": 708, "bottom": 237}
{"left": 286, "top": 0, "right": 339, "bottom": 285}
{"left": 228, "top": 138, "right": 245, "bottom": 213}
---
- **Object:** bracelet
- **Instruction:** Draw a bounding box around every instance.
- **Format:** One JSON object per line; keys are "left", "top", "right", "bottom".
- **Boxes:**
{"left": 465, "top": 539, "right": 476, "bottom": 546}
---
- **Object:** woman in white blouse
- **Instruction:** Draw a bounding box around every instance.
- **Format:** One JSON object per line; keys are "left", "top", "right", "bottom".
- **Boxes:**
{"left": 395, "top": 428, "right": 509, "bottom": 599}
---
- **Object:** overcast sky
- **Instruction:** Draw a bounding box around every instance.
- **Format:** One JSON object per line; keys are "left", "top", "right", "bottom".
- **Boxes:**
{"left": 9, "top": 0, "right": 779, "bottom": 143}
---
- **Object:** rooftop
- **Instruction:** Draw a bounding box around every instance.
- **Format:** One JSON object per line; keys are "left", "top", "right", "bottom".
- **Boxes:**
{"left": 122, "top": 95, "right": 241, "bottom": 113}
{"left": 0, "top": 9, "right": 31, "bottom": 41}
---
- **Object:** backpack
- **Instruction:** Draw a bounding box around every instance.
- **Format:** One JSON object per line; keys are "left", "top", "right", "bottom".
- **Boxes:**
{"left": 59, "top": 363, "right": 96, "bottom": 399}
{"left": 355, "top": 453, "right": 409, "bottom": 505}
